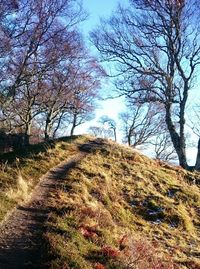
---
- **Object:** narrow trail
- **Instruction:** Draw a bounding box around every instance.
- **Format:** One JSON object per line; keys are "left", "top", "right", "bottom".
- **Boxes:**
{"left": 0, "top": 139, "right": 105, "bottom": 269}
{"left": 0, "top": 151, "right": 87, "bottom": 269}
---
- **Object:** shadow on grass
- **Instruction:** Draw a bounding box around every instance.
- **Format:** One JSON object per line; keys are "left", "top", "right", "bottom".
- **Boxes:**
{"left": 0, "top": 152, "right": 85, "bottom": 269}
{"left": 0, "top": 135, "right": 82, "bottom": 164}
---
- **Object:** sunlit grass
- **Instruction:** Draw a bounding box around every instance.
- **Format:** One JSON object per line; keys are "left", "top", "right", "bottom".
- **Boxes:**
{"left": 44, "top": 138, "right": 200, "bottom": 268}
{"left": 1, "top": 136, "right": 199, "bottom": 268}
{"left": 0, "top": 135, "right": 89, "bottom": 222}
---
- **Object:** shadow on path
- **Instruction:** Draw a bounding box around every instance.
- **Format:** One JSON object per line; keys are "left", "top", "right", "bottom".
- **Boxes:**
{"left": 0, "top": 150, "right": 87, "bottom": 269}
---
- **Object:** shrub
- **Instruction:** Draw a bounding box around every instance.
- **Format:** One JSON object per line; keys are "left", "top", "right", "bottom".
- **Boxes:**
{"left": 94, "top": 262, "right": 106, "bottom": 269}
{"left": 120, "top": 237, "right": 178, "bottom": 269}
{"left": 101, "top": 246, "right": 120, "bottom": 259}
{"left": 79, "top": 225, "right": 98, "bottom": 239}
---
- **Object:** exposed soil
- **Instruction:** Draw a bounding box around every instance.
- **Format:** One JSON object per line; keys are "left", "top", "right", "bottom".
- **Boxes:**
{"left": 0, "top": 152, "right": 86, "bottom": 269}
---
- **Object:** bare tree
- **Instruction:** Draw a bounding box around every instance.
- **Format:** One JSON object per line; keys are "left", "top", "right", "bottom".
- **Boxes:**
{"left": 188, "top": 103, "right": 200, "bottom": 170}
{"left": 151, "top": 132, "right": 178, "bottom": 162}
{"left": 0, "top": 0, "right": 91, "bottom": 143}
{"left": 119, "top": 102, "right": 160, "bottom": 147}
{"left": 34, "top": 45, "right": 103, "bottom": 139}
{"left": 0, "top": 17, "right": 84, "bottom": 142}
{"left": 2, "top": 0, "right": 86, "bottom": 97}
{"left": 65, "top": 57, "right": 104, "bottom": 136}
{"left": 120, "top": 100, "right": 177, "bottom": 161}
{"left": 98, "top": 116, "right": 117, "bottom": 141}
{"left": 0, "top": 80, "right": 41, "bottom": 139}
{"left": 67, "top": 99, "right": 95, "bottom": 136}
{"left": 88, "top": 126, "right": 103, "bottom": 137}
{"left": 91, "top": 0, "right": 200, "bottom": 170}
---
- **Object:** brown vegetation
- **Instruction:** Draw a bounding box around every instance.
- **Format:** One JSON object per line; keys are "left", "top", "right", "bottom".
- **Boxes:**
{"left": 43, "top": 137, "right": 200, "bottom": 268}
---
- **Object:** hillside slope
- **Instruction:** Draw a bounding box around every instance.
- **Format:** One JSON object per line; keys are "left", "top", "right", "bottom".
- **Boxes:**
{"left": 44, "top": 138, "right": 200, "bottom": 269}
{"left": 0, "top": 136, "right": 199, "bottom": 269}
{"left": 0, "top": 136, "right": 88, "bottom": 222}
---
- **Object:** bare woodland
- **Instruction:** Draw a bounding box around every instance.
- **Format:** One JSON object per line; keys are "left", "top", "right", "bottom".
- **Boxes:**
{"left": 91, "top": 0, "right": 200, "bottom": 170}
{"left": 0, "top": 0, "right": 103, "bottom": 144}
{"left": 1, "top": 0, "right": 200, "bottom": 170}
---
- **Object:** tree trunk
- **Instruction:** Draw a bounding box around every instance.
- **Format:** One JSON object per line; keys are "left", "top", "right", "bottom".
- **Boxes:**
{"left": 165, "top": 105, "right": 188, "bottom": 169}
{"left": 70, "top": 125, "right": 75, "bottom": 136}
{"left": 24, "top": 119, "right": 32, "bottom": 145}
{"left": 70, "top": 113, "right": 77, "bottom": 136}
{"left": 113, "top": 128, "right": 117, "bottom": 142}
{"left": 44, "top": 131, "right": 49, "bottom": 141}
{"left": 44, "top": 114, "right": 51, "bottom": 141}
{"left": 52, "top": 113, "right": 63, "bottom": 138}
{"left": 195, "top": 138, "right": 200, "bottom": 171}
{"left": 127, "top": 128, "right": 132, "bottom": 146}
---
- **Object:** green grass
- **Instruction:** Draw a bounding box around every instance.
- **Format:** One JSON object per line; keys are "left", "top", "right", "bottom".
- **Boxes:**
{"left": 44, "top": 139, "right": 200, "bottom": 269}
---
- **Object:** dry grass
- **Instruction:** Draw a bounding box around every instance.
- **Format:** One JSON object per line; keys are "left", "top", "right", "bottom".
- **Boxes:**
{"left": 0, "top": 135, "right": 89, "bottom": 222}
{"left": 6, "top": 173, "right": 29, "bottom": 203}
{"left": 44, "top": 138, "right": 200, "bottom": 269}
{"left": 1, "top": 136, "right": 199, "bottom": 268}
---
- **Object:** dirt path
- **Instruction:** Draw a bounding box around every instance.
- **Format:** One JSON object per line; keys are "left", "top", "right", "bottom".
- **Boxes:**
{"left": 0, "top": 152, "right": 86, "bottom": 269}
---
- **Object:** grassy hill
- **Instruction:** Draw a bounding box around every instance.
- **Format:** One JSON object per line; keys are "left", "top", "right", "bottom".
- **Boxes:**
{"left": 43, "top": 137, "right": 200, "bottom": 269}
{"left": 0, "top": 136, "right": 199, "bottom": 268}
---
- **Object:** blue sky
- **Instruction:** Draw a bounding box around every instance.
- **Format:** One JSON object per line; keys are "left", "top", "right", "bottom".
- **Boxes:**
{"left": 82, "top": 0, "right": 123, "bottom": 33}
{"left": 74, "top": 0, "right": 198, "bottom": 164}
{"left": 75, "top": 0, "right": 128, "bottom": 136}
{"left": 81, "top": 0, "right": 129, "bottom": 41}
